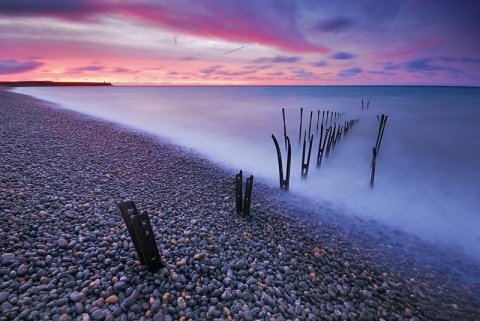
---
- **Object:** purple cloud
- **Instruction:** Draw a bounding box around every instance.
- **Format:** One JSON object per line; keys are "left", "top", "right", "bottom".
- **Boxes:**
{"left": 267, "top": 71, "right": 285, "bottom": 76}
{"left": 217, "top": 70, "right": 256, "bottom": 76}
{"left": 252, "top": 56, "right": 300, "bottom": 63}
{"left": 368, "top": 70, "right": 395, "bottom": 75}
{"left": 69, "top": 65, "right": 104, "bottom": 73}
{"left": 243, "top": 65, "right": 272, "bottom": 72}
{"left": 313, "top": 61, "right": 327, "bottom": 67}
{"left": 384, "top": 63, "right": 401, "bottom": 70}
{"left": 438, "top": 57, "right": 480, "bottom": 64}
{"left": 330, "top": 52, "right": 355, "bottom": 60}
{"left": 291, "top": 68, "right": 315, "bottom": 78}
{"left": 114, "top": 67, "right": 129, "bottom": 73}
{"left": 0, "top": 0, "right": 108, "bottom": 20}
{"left": 338, "top": 67, "right": 362, "bottom": 77}
{"left": 314, "top": 17, "right": 354, "bottom": 32}
{"left": 406, "top": 58, "right": 462, "bottom": 73}
{"left": 0, "top": 59, "right": 43, "bottom": 74}
{"left": 200, "top": 65, "right": 222, "bottom": 74}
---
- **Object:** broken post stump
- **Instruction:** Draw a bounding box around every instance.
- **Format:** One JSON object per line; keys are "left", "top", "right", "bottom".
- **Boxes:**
{"left": 235, "top": 170, "right": 254, "bottom": 216}
{"left": 117, "top": 201, "right": 163, "bottom": 272}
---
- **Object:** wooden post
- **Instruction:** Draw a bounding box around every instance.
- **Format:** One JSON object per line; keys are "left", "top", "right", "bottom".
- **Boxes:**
{"left": 298, "top": 108, "right": 303, "bottom": 145}
{"left": 235, "top": 171, "right": 243, "bottom": 213}
{"left": 118, "top": 201, "right": 163, "bottom": 272}
{"left": 272, "top": 134, "right": 291, "bottom": 190}
{"left": 301, "top": 131, "right": 314, "bottom": 179}
{"left": 282, "top": 108, "right": 287, "bottom": 150}
{"left": 370, "top": 148, "right": 376, "bottom": 187}
{"left": 371, "top": 114, "right": 388, "bottom": 187}
{"left": 317, "top": 123, "right": 331, "bottom": 168}
{"left": 308, "top": 110, "right": 313, "bottom": 138}
{"left": 235, "top": 170, "right": 254, "bottom": 216}
{"left": 243, "top": 175, "right": 253, "bottom": 216}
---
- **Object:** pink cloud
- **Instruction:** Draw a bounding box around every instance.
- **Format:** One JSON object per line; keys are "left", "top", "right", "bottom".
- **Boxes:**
{"left": 127, "top": 1, "right": 329, "bottom": 53}
{"left": 0, "top": 0, "right": 329, "bottom": 54}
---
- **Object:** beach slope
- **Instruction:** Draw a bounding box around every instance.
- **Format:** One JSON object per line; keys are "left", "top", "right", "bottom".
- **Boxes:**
{"left": 1, "top": 90, "right": 479, "bottom": 320}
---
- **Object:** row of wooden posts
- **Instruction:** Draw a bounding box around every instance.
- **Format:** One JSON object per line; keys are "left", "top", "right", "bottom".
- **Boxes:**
{"left": 116, "top": 102, "right": 388, "bottom": 273}
{"left": 272, "top": 107, "right": 359, "bottom": 190}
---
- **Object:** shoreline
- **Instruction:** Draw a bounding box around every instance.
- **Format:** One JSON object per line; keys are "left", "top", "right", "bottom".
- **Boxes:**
{"left": 0, "top": 81, "right": 112, "bottom": 87}
{"left": 1, "top": 90, "right": 479, "bottom": 320}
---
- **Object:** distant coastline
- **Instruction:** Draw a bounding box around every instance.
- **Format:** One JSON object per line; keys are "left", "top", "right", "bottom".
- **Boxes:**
{"left": 0, "top": 81, "right": 112, "bottom": 87}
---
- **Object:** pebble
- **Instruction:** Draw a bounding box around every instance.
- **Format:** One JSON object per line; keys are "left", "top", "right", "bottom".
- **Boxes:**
{"left": 69, "top": 291, "right": 84, "bottom": 302}
{"left": 1, "top": 253, "right": 15, "bottom": 263}
{"left": 0, "top": 292, "right": 8, "bottom": 303}
{"left": 177, "top": 297, "right": 186, "bottom": 309}
{"left": 221, "top": 289, "right": 233, "bottom": 300}
{"left": 91, "top": 309, "right": 106, "bottom": 320}
{"left": 105, "top": 295, "right": 119, "bottom": 304}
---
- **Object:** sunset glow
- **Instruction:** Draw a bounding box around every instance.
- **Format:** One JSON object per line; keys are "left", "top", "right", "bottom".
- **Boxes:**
{"left": 1, "top": 0, "right": 479, "bottom": 86}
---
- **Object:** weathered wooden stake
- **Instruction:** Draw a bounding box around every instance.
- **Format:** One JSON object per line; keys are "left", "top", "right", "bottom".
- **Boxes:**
{"left": 375, "top": 115, "right": 388, "bottom": 153}
{"left": 301, "top": 131, "right": 314, "bottom": 178}
{"left": 317, "top": 127, "right": 330, "bottom": 167}
{"left": 235, "top": 170, "right": 254, "bottom": 216}
{"left": 308, "top": 110, "right": 313, "bottom": 138}
{"left": 298, "top": 108, "right": 303, "bottom": 145}
{"left": 235, "top": 170, "right": 243, "bottom": 213}
{"left": 272, "top": 134, "right": 291, "bottom": 190}
{"left": 282, "top": 108, "right": 287, "bottom": 150}
{"left": 370, "top": 148, "right": 377, "bottom": 187}
{"left": 326, "top": 123, "right": 336, "bottom": 155}
{"left": 244, "top": 175, "right": 253, "bottom": 216}
{"left": 117, "top": 201, "right": 163, "bottom": 272}
{"left": 316, "top": 110, "right": 320, "bottom": 133}
{"left": 371, "top": 114, "right": 388, "bottom": 187}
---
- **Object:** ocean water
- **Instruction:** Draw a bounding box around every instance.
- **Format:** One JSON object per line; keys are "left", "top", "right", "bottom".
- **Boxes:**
{"left": 15, "top": 86, "right": 480, "bottom": 260}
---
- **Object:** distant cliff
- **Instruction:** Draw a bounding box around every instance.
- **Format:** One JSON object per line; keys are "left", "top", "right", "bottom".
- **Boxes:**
{"left": 0, "top": 81, "right": 113, "bottom": 87}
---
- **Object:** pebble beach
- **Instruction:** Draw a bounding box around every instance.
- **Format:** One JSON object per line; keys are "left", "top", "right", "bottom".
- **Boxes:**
{"left": 1, "top": 89, "right": 479, "bottom": 321}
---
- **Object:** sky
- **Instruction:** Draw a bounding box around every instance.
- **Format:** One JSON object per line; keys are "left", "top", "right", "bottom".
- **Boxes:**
{"left": 1, "top": 0, "right": 479, "bottom": 86}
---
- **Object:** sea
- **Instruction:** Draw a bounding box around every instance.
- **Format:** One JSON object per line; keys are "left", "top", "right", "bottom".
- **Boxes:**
{"left": 14, "top": 85, "right": 480, "bottom": 261}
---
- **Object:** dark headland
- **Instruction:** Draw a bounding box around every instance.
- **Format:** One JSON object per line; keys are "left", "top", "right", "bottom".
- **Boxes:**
{"left": 0, "top": 81, "right": 112, "bottom": 87}
{"left": 0, "top": 89, "right": 479, "bottom": 320}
